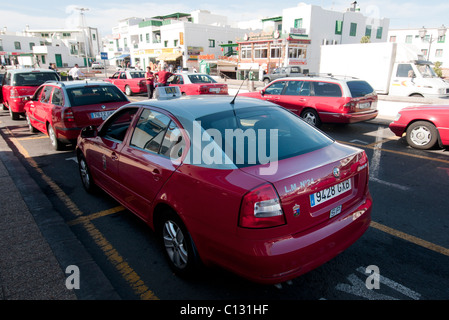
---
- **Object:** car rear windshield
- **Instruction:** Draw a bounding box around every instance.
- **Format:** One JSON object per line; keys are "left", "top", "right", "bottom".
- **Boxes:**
{"left": 187, "top": 74, "right": 217, "bottom": 84}
{"left": 129, "top": 71, "right": 145, "bottom": 78}
{"left": 194, "top": 106, "right": 333, "bottom": 167}
{"left": 66, "top": 85, "right": 128, "bottom": 107}
{"left": 347, "top": 80, "right": 375, "bottom": 97}
{"left": 13, "top": 72, "right": 59, "bottom": 86}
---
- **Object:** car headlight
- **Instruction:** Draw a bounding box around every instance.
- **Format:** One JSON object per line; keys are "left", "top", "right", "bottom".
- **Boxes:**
{"left": 394, "top": 113, "right": 401, "bottom": 122}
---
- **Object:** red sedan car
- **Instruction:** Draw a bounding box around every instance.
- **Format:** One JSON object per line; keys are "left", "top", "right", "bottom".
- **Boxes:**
{"left": 104, "top": 70, "right": 147, "bottom": 96}
{"left": 239, "top": 76, "right": 378, "bottom": 126}
{"left": 389, "top": 105, "right": 449, "bottom": 150}
{"left": 166, "top": 73, "right": 228, "bottom": 95}
{"left": 25, "top": 81, "right": 129, "bottom": 150}
{"left": 76, "top": 95, "right": 372, "bottom": 284}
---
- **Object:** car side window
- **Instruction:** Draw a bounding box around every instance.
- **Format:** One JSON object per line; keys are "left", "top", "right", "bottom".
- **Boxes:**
{"left": 101, "top": 108, "right": 138, "bottom": 142}
{"left": 120, "top": 73, "right": 127, "bottom": 79}
{"left": 51, "top": 88, "right": 63, "bottom": 106}
{"left": 33, "top": 86, "right": 44, "bottom": 100}
{"left": 111, "top": 73, "right": 119, "bottom": 79}
{"left": 130, "top": 109, "right": 171, "bottom": 154}
{"left": 40, "top": 86, "right": 53, "bottom": 103}
{"left": 283, "top": 81, "right": 307, "bottom": 96}
{"left": 160, "top": 121, "right": 185, "bottom": 159}
{"left": 312, "top": 82, "right": 342, "bottom": 97}
{"left": 264, "top": 81, "right": 286, "bottom": 95}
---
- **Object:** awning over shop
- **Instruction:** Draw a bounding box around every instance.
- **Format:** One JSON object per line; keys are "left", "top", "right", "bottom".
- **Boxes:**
{"left": 157, "top": 52, "right": 182, "bottom": 61}
{"left": 112, "top": 53, "right": 130, "bottom": 60}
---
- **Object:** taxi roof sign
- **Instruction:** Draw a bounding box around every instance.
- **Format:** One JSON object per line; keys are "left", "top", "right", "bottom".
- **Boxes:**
{"left": 155, "top": 86, "right": 182, "bottom": 100}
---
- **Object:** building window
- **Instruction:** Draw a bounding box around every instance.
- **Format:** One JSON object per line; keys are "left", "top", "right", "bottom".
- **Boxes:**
{"left": 41, "top": 55, "right": 46, "bottom": 64}
{"left": 435, "top": 49, "right": 443, "bottom": 58}
{"left": 174, "top": 39, "right": 178, "bottom": 47}
{"left": 350, "top": 23, "right": 357, "bottom": 37}
{"left": 29, "top": 42, "right": 35, "bottom": 50}
{"left": 140, "top": 34, "right": 143, "bottom": 42}
{"left": 146, "top": 33, "right": 150, "bottom": 43}
{"left": 0, "top": 39, "right": 3, "bottom": 51}
{"left": 62, "top": 32, "right": 71, "bottom": 37}
{"left": 421, "top": 49, "right": 428, "bottom": 57}
{"left": 389, "top": 36, "right": 396, "bottom": 42}
{"left": 92, "top": 34, "right": 96, "bottom": 41}
{"left": 376, "top": 27, "right": 383, "bottom": 39}
{"left": 241, "top": 45, "right": 252, "bottom": 59}
{"left": 164, "top": 40, "right": 168, "bottom": 47}
{"left": 365, "top": 26, "right": 372, "bottom": 37}
{"left": 405, "top": 35, "right": 413, "bottom": 43}
{"left": 208, "top": 39, "right": 215, "bottom": 48}
{"left": 14, "top": 41, "right": 21, "bottom": 50}
{"left": 294, "top": 18, "right": 303, "bottom": 28}
{"left": 288, "top": 45, "right": 306, "bottom": 59}
{"left": 124, "top": 38, "right": 128, "bottom": 48}
{"left": 438, "top": 35, "right": 446, "bottom": 43}
{"left": 270, "top": 44, "right": 281, "bottom": 58}
{"left": 254, "top": 44, "right": 268, "bottom": 58}
{"left": 335, "top": 20, "right": 343, "bottom": 35}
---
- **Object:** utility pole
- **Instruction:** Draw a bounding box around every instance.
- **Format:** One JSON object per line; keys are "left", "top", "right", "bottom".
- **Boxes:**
{"left": 75, "top": 7, "right": 90, "bottom": 72}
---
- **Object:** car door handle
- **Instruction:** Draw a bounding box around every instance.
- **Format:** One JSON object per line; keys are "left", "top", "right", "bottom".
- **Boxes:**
{"left": 111, "top": 152, "right": 118, "bottom": 161}
{"left": 298, "top": 98, "right": 307, "bottom": 102}
{"left": 152, "top": 168, "right": 161, "bottom": 181}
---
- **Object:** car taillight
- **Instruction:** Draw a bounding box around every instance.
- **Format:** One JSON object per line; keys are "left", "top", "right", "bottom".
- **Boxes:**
{"left": 239, "top": 183, "right": 285, "bottom": 228}
{"left": 199, "top": 85, "right": 209, "bottom": 94}
{"left": 63, "top": 108, "right": 75, "bottom": 122}
{"left": 343, "top": 99, "right": 356, "bottom": 112}
{"left": 10, "top": 88, "right": 19, "bottom": 99}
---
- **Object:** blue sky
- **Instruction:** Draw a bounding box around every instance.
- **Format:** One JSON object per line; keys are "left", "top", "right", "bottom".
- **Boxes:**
{"left": 1, "top": 0, "right": 448, "bottom": 36}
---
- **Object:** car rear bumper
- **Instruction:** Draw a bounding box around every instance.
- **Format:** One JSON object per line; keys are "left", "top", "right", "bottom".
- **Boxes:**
{"left": 6, "top": 98, "right": 28, "bottom": 113}
{"left": 210, "top": 195, "right": 372, "bottom": 284}
{"left": 320, "top": 110, "right": 379, "bottom": 124}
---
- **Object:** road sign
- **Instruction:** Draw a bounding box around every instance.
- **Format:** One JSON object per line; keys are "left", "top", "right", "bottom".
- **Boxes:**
{"left": 100, "top": 52, "right": 108, "bottom": 60}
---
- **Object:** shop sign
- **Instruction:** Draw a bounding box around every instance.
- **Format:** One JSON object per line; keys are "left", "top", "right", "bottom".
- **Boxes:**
{"left": 289, "top": 59, "right": 307, "bottom": 65}
{"left": 198, "top": 54, "right": 215, "bottom": 60}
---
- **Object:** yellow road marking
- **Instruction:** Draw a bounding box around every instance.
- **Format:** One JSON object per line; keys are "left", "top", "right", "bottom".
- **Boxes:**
{"left": 68, "top": 206, "right": 125, "bottom": 226}
{"left": 5, "top": 127, "right": 158, "bottom": 300}
{"left": 17, "top": 135, "right": 48, "bottom": 141}
{"left": 370, "top": 221, "right": 449, "bottom": 257}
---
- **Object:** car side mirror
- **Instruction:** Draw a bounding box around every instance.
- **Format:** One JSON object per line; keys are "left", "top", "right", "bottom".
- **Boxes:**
{"left": 260, "top": 90, "right": 265, "bottom": 96}
{"left": 80, "top": 125, "right": 98, "bottom": 138}
{"left": 23, "top": 96, "right": 31, "bottom": 101}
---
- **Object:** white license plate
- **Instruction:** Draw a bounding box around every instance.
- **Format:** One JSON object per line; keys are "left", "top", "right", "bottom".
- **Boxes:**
{"left": 330, "top": 205, "right": 342, "bottom": 218}
{"left": 209, "top": 88, "right": 220, "bottom": 93}
{"left": 91, "top": 111, "right": 114, "bottom": 120}
{"left": 359, "top": 102, "right": 370, "bottom": 109}
{"left": 310, "top": 179, "right": 352, "bottom": 207}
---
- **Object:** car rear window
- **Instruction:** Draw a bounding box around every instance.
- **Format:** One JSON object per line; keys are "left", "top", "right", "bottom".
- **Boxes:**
{"left": 313, "top": 82, "right": 342, "bottom": 97}
{"left": 346, "top": 80, "right": 375, "bottom": 97}
{"left": 67, "top": 85, "right": 128, "bottom": 107}
{"left": 13, "top": 72, "right": 59, "bottom": 86}
{"left": 187, "top": 74, "right": 216, "bottom": 84}
{"left": 194, "top": 106, "right": 333, "bottom": 167}
{"left": 129, "top": 72, "right": 145, "bottom": 78}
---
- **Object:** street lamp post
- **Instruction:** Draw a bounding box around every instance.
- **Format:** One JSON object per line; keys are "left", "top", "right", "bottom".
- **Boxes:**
{"left": 419, "top": 25, "right": 447, "bottom": 61}
{"left": 75, "top": 7, "right": 90, "bottom": 72}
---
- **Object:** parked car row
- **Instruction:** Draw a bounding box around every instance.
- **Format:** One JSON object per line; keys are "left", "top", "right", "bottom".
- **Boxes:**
{"left": 1, "top": 67, "right": 448, "bottom": 285}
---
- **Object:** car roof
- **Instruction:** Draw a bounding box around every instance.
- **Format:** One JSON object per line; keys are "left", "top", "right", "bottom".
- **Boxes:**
{"left": 44, "top": 80, "right": 117, "bottom": 89}
{"left": 275, "top": 75, "right": 365, "bottom": 83}
{"left": 6, "top": 68, "right": 58, "bottom": 75}
{"left": 127, "top": 95, "right": 276, "bottom": 122}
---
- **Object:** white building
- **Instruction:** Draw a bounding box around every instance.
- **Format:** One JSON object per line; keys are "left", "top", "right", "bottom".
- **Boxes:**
{"left": 0, "top": 30, "right": 43, "bottom": 67}
{"left": 237, "top": 2, "right": 390, "bottom": 77}
{"left": 388, "top": 26, "right": 448, "bottom": 77}
{"left": 106, "top": 10, "right": 253, "bottom": 71}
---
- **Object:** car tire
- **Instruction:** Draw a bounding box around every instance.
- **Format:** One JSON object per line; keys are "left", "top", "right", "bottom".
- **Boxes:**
{"left": 78, "top": 154, "right": 97, "bottom": 193}
{"left": 406, "top": 121, "right": 439, "bottom": 150}
{"left": 9, "top": 107, "right": 20, "bottom": 120}
{"left": 301, "top": 109, "right": 321, "bottom": 127}
{"left": 158, "top": 211, "right": 200, "bottom": 277}
{"left": 26, "top": 113, "right": 38, "bottom": 133}
{"left": 125, "top": 85, "right": 133, "bottom": 96}
{"left": 2, "top": 104, "right": 7, "bottom": 111}
{"left": 47, "top": 124, "right": 63, "bottom": 151}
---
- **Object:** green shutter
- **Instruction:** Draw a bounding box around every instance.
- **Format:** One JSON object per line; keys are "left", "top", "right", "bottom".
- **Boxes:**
{"left": 350, "top": 23, "right": 357, "bottom": 37}
{"left": 335, "top": 21, "right": 343, "bottom": 35}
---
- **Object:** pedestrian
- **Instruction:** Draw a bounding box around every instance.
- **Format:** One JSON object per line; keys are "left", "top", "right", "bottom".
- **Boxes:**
{"left": 145, "top": 66, "right": 155, "bottom": 99}
{"left": 155, "top": 68, "right": 173, "bottom": 87}
{"left": 68, "top": 64, "right": 84, "bottom": 80}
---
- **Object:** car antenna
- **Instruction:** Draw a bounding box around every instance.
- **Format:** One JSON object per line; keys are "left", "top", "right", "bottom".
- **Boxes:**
{"left": 230, "top": 67, "right": 252, "bottom": 105}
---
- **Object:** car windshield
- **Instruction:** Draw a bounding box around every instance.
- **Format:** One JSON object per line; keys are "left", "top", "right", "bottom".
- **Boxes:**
{"left": 187, "top": 74, "right": 217, "bottom": 84}
{"left": 191, "top": 106, "right": 333, "bottom": 168}
{"left": 66, "top": 85, "right": 128, "bottom": 107}
{"left": 347, "top": 80, "right": 375, "bottom": 97}
{"left": 129, "top": 71, "right": 145, "bottom": 78}
{"left": 13, "top": 72, "right": 59, "bottom": 86}
{"left": 417, "top": 64, "right": 437, "bottom": 78}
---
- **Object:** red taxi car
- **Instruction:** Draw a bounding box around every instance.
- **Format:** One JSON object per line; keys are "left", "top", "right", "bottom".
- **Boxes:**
{"left": 104, "top": 70, "right": 147, "bottom": 96}
{"left": 1, "top": 68, "right": 60, "bottom": 120}
{"left": 239, "top": 76, "right": 378, "bottom": 126}
{"left": 166, "top": 73, "right": 228, "bottom": 95}
{"left": 389, "top": 105, "right": 449, "bottom": 150}
{"left": 76, "top": 93, "right": 372, "bottom": 284}
{"left": 25, "top": 81, "right": 129, "bottom": 150}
